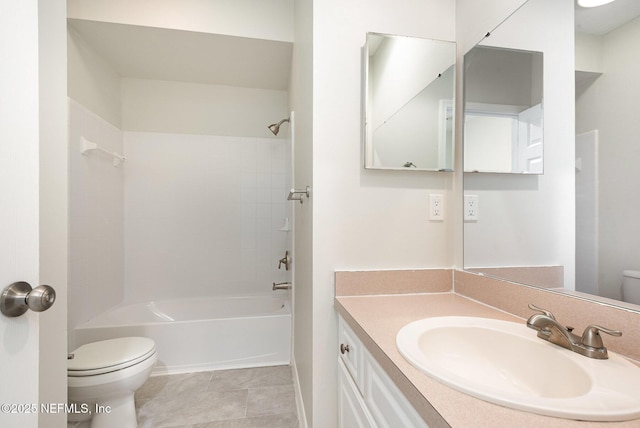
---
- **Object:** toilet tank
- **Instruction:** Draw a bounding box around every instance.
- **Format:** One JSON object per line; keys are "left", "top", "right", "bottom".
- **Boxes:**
{"left": 622, "top": 270, "right": 640, "bottom": 305}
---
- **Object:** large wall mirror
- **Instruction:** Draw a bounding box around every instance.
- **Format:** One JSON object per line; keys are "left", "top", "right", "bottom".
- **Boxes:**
{"left": 575, "top": 0, "right": 640, "bottom": 303}
{"left": 463, "top": 0, "right": 640, "bottom": 313}
{"left": 363, "top": 32, "right": 456, "bottom": 171}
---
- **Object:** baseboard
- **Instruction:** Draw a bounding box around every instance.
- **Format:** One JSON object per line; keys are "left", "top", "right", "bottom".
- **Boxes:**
{"left": 291, "top": 356, "right": 308, "bottom": 428}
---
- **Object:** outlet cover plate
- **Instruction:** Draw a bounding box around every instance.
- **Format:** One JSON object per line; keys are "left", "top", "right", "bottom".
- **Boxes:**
{"left": 429, "top": 194, "right": 444, "bottom": 221}
{"left": 464, "top": 194, "right": 478, "bottom": 221}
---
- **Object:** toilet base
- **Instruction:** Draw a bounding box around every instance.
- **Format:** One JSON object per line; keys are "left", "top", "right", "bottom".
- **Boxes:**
{"left": 67, "top": 393, "right": 139, "bottom": 428}
{"left": 90, "top": 394, "right": 137, "bottom": 428}
{"left": 67, "top": 422, "right": 90, "bottom": 428}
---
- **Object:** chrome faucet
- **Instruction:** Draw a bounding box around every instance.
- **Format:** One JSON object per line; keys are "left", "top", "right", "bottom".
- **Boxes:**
{"left": 526, "top": 303, "right": 622, "bottom": 359}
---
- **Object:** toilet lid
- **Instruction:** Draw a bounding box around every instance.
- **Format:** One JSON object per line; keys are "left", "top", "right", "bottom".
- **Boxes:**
{"left": 68, "top": 337, "right": 156, "bottom": 377}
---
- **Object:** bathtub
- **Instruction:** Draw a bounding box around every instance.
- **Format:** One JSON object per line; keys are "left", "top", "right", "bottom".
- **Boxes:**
{"left": 72, "top": 294, "right": 291, "bottom": 375}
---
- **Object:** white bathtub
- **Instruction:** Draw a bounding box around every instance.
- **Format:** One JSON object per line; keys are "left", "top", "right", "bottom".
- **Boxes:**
{"left": 73, "top": 294, "right": 291, "bottom": 375}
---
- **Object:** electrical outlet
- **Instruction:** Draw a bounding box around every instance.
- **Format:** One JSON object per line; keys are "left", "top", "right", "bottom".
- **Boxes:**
{"left": 464, "top": 194, "right": 479, "bottom": 221}
{"left": 429, "top": 194, "right": 444, "bottom": 221}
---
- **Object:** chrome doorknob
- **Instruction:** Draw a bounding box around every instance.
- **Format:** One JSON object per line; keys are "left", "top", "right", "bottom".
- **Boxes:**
{"left": 0, "top": 281, "right": 56, "bottom": 317}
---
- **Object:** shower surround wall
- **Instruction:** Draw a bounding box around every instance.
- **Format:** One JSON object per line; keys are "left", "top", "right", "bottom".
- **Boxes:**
{"left": 68, "top": 20, "right": 291, "bottom": 333}
{"left": 68, "top": 99, "right": 125, "bottom": 332}
{"left": 123, "top": 131, "right": 290, "bottom": 302}
{"left": 68, "top": 107, "right": 290, "bottom": 328}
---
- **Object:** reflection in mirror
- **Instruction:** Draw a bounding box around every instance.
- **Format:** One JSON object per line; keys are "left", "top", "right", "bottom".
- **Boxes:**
{"left": 463, "top": 46, "right": 543, "bottom": 174}
{"left": 364, "top": 33, "right": 455, "bottom": 171}
{"left": 575, "top": 1, "right": 640, "bottom": 305}
{"left": 463, "top": 0, "right": 574, "bottom": 297}
{"left": 464, "top": 0, "right": 640, "bottom": 313}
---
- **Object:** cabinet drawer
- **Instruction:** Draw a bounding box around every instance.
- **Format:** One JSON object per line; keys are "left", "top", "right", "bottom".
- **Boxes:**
{"left": 338, "top": 316, "right": 364, "bottom": 391}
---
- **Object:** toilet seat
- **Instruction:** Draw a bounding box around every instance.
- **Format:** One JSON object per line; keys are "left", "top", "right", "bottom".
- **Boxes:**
{"left": 68, "top": 337, "right": 156, "bottom": 377}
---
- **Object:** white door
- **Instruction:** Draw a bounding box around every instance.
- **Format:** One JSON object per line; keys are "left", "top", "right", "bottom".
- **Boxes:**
{"left": 516, "top": 104, "right": 543, "bottom": 173}
{"left": 1, "top": 1, "right": 67, "bottom": 427}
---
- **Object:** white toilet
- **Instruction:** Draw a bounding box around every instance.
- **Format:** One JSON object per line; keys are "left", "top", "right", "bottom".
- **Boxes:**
{"left": 67, "top": 337, "right": 157, "bottom": 428}
{"left": 622, "top": 270, "right": 640, "bottom": 305}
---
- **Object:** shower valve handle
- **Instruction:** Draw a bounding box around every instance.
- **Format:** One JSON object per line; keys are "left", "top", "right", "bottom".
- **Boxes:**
{"left": 278, "top": 250, "right": 291, "bottom": 271}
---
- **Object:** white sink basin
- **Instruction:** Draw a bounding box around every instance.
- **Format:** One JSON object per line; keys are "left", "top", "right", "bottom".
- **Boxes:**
{"left": 396, "top": 316, "right": 640, "bottom": 421}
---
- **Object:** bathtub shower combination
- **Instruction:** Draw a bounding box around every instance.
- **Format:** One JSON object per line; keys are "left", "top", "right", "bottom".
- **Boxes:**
{"left": 73, "top": 294, "right": 291, "bottom": 375}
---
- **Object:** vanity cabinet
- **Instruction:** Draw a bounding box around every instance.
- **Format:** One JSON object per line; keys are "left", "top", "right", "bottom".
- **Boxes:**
{"left": 338, "top": 357, "right": 375, "bottom": 427}
{"left": 338, "top": 316, "right": 429, "bottom": 428}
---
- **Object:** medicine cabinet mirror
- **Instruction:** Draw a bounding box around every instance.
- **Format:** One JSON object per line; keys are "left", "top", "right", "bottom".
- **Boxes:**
{"left": 463, "top": 45, "right": 543, "bottom": 174}
{"left": 363, "top": 32, "right": 456, "bottom": 171}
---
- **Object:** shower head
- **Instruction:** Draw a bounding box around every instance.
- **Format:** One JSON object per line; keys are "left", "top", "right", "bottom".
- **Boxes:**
{"left": 267, "top": 117, "right": 290, "bottom": 136}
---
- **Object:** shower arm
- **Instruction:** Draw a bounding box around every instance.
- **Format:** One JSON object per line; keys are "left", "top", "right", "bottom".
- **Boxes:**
{"left": 267, "top": 117, "right": 290, "bottom": 136}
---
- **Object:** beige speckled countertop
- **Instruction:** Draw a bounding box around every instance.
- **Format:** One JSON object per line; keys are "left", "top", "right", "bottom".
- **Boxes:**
{"left": 335, "top": 292, "right": 640, "bottom": 428}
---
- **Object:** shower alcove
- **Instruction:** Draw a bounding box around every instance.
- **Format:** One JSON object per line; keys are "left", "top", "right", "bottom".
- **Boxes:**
{"left": 67, "top": 16, "right": 294, "bottom": 372}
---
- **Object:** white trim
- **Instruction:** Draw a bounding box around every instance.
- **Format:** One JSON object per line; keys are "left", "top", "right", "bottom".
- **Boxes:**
{"left": 291, "top": 356, "right": 309, "bottom": 428}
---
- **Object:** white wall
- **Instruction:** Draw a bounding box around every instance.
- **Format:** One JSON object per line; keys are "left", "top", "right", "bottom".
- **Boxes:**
{"left": 453, "top": 0, "right": 530, "bottom": 270}
{"left": 575, "top": 32, "right": 603, "bottom": 73}
{"left": 68, "top": 91, "right": 289, "bottom": 316}
{"left": 121, "top": 78, "right": 289, "bottom": 138}
{"left": 123, "top": 132, "right": 290, "bottom": 302}
{"left": 67, "top": 25, "right": 122, "bottom": 128}
{"left": 306, "top": 0, "right": 456, "bottom": 426}
{"left": 464, "top": 47, "right": 540, "bottom": 107}
{"left": 464, "top": 115, "right": 515, "bottom": 171}
{"left": 576, "top": 16, "right": 640, "bottom": 299}
{"left": 68, "top": 99, "right": 125, "bottom": 333}
{"left": 67, "top": 0, "right": 294, "bottom": 43}
{"left": 290, "top": 0, "right": 314, "bottom": 424}
{"left": 371, "top": 37, "right": 454, "bottom": 128}
{"left": 371, "top": 65, "right": 455, "bottom": 170}
{"left": 462, "top": 0, "right": 575, "bottom": 290}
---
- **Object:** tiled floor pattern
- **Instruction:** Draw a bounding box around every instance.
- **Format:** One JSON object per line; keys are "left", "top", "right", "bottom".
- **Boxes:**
{"left": 135, "top": 365, "right": 299, "bottom": 428}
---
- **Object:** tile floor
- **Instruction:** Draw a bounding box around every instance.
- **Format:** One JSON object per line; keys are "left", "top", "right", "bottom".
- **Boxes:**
{"left": 135, "top": 365, "right": 299, "bottom": 428}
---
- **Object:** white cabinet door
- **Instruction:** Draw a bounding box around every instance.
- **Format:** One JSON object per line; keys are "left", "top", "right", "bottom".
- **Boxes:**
{"left": 338, "top": 359, "right": 375, "bottom": 428}
{"left": 338, "top": 317, "right": 364, "bottom": 391}
{"left": 364, "top": 355, "right": 429, "bottom": 428}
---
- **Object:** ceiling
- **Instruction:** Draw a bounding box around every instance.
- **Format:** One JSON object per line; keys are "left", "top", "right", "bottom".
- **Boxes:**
{"left": 68, "top": 18, "right": 293, "bottom": 91}
{"left": 69, "top": 2, "right": 638, "bottom": 90}
{"left": 575, "top": 0, "right": 640, "bottom": 35}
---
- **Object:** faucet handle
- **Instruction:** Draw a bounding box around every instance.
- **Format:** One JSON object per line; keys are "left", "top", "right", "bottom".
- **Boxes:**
{"left": 528, "top": 303, "right": 556, "bottom": 320}
{"left": 581, "top": 324, "right": 622, "bottom": 349}
{"left": 278, "top": 250, "right": 290, "bottom": 271}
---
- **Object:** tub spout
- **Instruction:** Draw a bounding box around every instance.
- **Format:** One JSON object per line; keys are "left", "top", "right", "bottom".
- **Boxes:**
{"left": 272, "top": 282, "right": 291, "bottom": 291}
